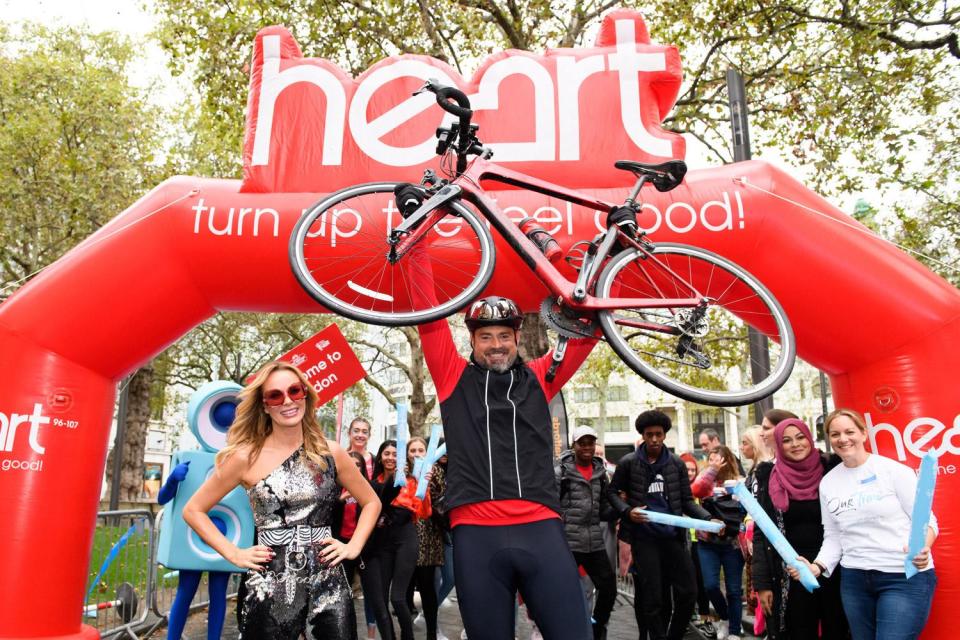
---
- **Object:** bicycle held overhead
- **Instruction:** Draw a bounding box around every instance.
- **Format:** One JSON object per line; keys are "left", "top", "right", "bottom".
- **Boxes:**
{"left": 290, "top": 80, "right": 795, "bottom": 406}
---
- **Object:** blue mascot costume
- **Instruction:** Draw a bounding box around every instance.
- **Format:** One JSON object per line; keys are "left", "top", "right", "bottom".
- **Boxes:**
{"left": 156, "top": 381, "right": 254, "bottom": 639}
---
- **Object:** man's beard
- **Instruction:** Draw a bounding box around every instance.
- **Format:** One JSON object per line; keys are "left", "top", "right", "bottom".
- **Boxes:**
{"left": 482, "top": 350, "right": 517, "bottom": 373}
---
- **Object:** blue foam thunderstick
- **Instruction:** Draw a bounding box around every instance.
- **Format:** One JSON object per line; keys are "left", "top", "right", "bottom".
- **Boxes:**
{"left": 906, "top": 450, "right": 939, "bottom": 579}
{"left": 395, "top": 403, "right": 409, "bottom": 487}
{"left": 416, "top": 425, "right": 442, "bottom": 499}
{"left": 638, "top": 509, "right": 723, "bottom": 533}
{"left": 730, "top": 481, "right": 819, "bottom": 593}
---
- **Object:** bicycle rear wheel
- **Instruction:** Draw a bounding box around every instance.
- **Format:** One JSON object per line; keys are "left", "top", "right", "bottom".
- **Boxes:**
{"left": 595, "top": 243, "right": 795, "bottom": 406}
{"left": 290, "top": 182, "right": 495, "bottom": 326}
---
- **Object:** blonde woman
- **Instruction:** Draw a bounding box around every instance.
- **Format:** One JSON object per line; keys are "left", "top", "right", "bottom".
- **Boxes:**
{"left": 741, "top": 426, "right": 773, "bottom": 495}
{"left": 791, "top": 409, "right": 937, "bottom": 640}
{"left": 183, "top": 361, "right": 380, "bottom": 640}
{"left": 739, "top": 424, "right": 775, "bottom": 633}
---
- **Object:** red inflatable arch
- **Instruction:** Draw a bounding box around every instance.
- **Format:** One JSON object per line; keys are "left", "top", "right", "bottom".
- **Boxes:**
{"left": 0, "top": 11, "right": 956, "bottom": 638}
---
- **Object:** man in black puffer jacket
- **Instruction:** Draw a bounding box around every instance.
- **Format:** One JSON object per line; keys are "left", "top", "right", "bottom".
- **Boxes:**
{"left": 556, "top": 425, "right": 628, "bottom": 640}
{"left": 611, "top": 410, "right": 716, "bottom": 640}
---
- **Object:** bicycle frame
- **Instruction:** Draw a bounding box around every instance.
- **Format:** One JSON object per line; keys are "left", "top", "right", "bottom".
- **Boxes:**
{"left": 392, "top": 154, "right": 709, "bottom": 328}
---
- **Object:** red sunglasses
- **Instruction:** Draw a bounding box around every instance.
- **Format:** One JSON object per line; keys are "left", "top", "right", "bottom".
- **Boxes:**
{"left": 263, "top": 384, "right": 309, "bottom": 407}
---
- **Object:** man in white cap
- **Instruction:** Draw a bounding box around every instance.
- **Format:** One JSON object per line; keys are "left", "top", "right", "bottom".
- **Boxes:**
{"left": 555, "top": 425, "right": 627, "bottom": 640}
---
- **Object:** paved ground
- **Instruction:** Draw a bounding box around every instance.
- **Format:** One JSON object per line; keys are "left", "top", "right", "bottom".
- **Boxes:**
{"left": 175, "top": 594, "right": 761, "bottom": 639}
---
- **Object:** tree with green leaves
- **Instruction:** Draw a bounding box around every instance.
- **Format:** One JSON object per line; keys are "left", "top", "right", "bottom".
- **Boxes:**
{"left": 0, "top": 24, "right": 166, "bottom": 298}
{"left": 0, "top": 23, "right": 173, "bottom": 502}
{"left": 569, "top": 342, "right": 628, "bottom": 438}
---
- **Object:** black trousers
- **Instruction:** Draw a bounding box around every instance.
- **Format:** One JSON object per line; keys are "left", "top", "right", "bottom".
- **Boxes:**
{"left": 411, "top": 565, "right": 440, "bottom": 639}
{"left": 360, "top": 523, "right": 418, "bottom": 640}
{"left": 573, "top": 550, "right": 617, "bottom": 630}
{"left": 631, "top": 537, "right": 697, "bottom": 640}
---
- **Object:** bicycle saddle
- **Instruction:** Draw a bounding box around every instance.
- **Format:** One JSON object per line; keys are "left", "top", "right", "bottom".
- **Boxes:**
{"left": 614, "top": 159, "right": 687, "bottom": 192}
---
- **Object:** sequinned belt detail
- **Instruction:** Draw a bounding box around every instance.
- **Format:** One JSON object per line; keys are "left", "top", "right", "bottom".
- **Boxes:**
{"left": 258, "top": 525, "right": 332, "bottom": 549}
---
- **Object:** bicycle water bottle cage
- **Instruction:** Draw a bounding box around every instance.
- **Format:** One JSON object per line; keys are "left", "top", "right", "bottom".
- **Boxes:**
{"left": 614, "top": 160, "right": 688, "bottom": 192}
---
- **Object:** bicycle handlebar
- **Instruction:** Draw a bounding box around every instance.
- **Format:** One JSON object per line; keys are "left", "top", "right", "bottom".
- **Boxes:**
{"left": 417, "top": 79, "right": 472, "bottom": 119}
{"left": 415, "top": 79, "right": 485, "bottom": 172}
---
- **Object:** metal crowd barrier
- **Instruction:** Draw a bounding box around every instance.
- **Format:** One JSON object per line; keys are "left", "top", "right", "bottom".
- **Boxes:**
{"left": 83, "top": 510, "right": 155, "bottom": 639}
{"left": 84, "top": 508, "right": 240, "bottom": 639}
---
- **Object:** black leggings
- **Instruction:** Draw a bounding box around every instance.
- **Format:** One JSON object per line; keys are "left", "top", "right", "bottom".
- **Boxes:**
{"left": 573, "top": 550, "right": 617, "bottom": 630}
{"left": 410, "top": 565, "right": 439, "bottom": 638}
{"left": 453, "top": 518, "right": 591, "bottom": 640}
{"left": 360, "top": 523, "right": 418, "bottom": 640}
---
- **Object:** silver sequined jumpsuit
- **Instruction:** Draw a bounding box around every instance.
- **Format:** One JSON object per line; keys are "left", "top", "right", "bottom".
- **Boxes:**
{"left": 241, "top": 447, "right": 356, "bottom": 639}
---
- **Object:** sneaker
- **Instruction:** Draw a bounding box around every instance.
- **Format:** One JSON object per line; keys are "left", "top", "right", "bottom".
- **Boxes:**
{"left": 716, "top": 620, "right": 729, "bottom": 640}
{"left": 414, "top": 613, "right": 426, "bottom": 629}
{"left": 694, "top": 620, "right": 717, "bottom": 640}
{"left": 727, "top": 636, "right": 741, "bottom": 640}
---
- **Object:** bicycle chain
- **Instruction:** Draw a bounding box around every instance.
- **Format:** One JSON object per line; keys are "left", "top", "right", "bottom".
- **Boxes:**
{"left": 540, "top": 297, "right": 599, "bottom": 339}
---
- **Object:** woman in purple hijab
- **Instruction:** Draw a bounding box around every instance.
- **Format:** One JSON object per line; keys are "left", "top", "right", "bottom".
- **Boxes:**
{"left": 750, "top": 418, "right": 850, "bottom": 640}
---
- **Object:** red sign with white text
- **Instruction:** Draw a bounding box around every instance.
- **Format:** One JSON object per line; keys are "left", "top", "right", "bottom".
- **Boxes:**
{"left": 241, "top": 10, "right": 684, "bottom": 193}
{"left": 277, "top": 324, "right": 366, "bottom": 405}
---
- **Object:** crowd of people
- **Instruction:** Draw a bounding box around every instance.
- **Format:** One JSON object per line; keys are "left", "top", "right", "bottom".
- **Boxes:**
{"left": 178, "top": 291, "right": 938, "bottom": 640}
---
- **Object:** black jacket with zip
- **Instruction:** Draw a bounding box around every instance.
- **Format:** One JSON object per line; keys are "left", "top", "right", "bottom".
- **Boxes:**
{"left": 555, "top": 450, "right": 628, "bottom": 553}
{"left": 611, "top": 446, "right": 711, "bottom": 543}
{"left": 417, "top": 318, "right": 597, "bottom": 515}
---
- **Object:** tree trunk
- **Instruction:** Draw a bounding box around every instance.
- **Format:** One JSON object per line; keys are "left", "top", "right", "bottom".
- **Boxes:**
{"left": 519, "top": 312, "right": 550, "bottom": 361}
{"left": 104, "top": 363, "right": 155, "bottom": 503}
{"left": 402, "top": 327, "right": 434, "bottom": 437}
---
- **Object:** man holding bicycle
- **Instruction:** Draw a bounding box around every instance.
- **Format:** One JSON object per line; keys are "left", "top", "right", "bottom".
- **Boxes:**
{"left": 408, "top": 238, "right": 599, "bottom": 639}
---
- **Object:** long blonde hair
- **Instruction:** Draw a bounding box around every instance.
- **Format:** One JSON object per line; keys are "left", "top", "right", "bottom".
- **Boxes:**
{"left": 215, "top": 361, "right": 330, "bottom": 471}
{"left": 742, "top": 426, "right": 773, "bottom": 464}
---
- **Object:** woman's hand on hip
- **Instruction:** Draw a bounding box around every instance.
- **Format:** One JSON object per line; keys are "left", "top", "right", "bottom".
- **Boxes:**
{"left": 320, "top": 537, "right": 359, "bottom": 567}
{"left": 230, "top": 545, "right": 274, "bottom": 571}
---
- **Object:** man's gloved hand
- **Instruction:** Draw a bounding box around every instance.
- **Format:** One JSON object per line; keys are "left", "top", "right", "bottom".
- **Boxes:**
{"left": 607, "top": 205, "right": 638, "bottom": 234}
{"left": 170, "top": 461, "right": 190, "bottom": 482}
{"left": 393, "top": 184, "right": 425, "bottom": 218}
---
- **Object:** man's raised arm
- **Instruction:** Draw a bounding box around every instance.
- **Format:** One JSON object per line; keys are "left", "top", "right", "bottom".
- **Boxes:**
{"left": 407, "top": 247, "right": 466, "bottom": 402}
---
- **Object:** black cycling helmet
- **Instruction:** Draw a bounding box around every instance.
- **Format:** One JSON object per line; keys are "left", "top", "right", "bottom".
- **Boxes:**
{"left": 465, "top": 296, "right": 523, "bottom": 331}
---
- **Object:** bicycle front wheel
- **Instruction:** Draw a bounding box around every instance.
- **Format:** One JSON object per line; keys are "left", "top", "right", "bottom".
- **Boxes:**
{"left": 596, "top": 243, "right": 795, "bottom": 406}
{"left": 290, "top": 182, "right": 495, "bottom": 326}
